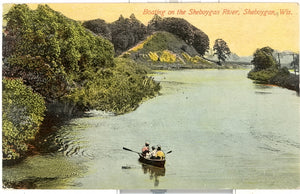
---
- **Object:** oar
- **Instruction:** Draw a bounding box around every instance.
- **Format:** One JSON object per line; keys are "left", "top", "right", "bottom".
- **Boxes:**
{"left": 123, "top": 147, "right": 140, "bottom": 154}
{"left": 166, "top": 150, "right": 172, "bottom": 154}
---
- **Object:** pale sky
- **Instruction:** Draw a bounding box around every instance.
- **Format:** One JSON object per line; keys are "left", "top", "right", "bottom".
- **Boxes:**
{"left": 3, "top": 3, "right": 299, "bottom": 56}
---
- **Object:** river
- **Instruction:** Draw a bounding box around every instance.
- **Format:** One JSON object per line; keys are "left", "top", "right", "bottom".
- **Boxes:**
{"left": 3, "top": 69, "right": 300, "bottom": 189}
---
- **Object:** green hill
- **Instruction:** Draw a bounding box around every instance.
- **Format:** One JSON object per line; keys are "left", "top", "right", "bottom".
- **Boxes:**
{"left": 121, "top": 31, "right": 215, "bottom": 69}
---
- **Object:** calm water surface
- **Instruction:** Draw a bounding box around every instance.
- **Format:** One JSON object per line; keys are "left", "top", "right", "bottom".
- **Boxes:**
{"left": 3, "top": 69, "right": 300, "bottom": 189}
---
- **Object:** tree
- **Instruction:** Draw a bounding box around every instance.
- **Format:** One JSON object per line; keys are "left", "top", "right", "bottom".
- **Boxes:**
{"left": 251, "top": 46, "right": 277, "bottom": 71}
{"left": 192, "top": 29, "right": 210, "bottom": 56}
{"left": 147, "top": 14, "right": 163, "bottom": 32}
{"left": 82, "top": 19, "right": 112, "bottom": 40}
{"left": 109, "top": 14, "right": 147, "bottom": 55}
{"left": 248, "top": 46, "right": 279, "bottom": 83}
{"left": 159, "top": 17, "right": 195, "bottom": 45}
{"left": 213, "top": 39, "right": 231, "bottom": 65}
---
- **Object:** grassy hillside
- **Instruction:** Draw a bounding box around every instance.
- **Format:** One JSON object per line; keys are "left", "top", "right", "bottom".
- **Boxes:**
{"left": 127, "top": 31, "right": 198, "bottom": 55}
{"left": 121, "top": 31, "right": 216, "bottom": 69}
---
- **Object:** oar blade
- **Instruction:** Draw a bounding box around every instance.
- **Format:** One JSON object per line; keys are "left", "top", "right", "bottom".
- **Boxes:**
{"left": 166, "top": 150, "right": 172, "bottom": 154}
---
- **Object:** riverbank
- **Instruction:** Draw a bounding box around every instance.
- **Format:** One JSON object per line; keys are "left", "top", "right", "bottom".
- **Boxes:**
{"left": 143, "top": 61, "right": 251, "bottom": 70}
{"left": 248, "top": 68, "right": 299, "bottom": 93}
{"left": 269, "top": 72, "right": 299, "bottom": 93}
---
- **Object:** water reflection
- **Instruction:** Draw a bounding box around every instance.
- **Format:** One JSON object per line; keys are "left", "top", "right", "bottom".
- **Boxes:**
{"left": 141, "top": 164, "right": 165, "bottom": 187}
{"left": 254, "top": 83, "right": 275, "bottom": 90}
{"left": 254, "top": 91, "right": 272, "bottom": 95}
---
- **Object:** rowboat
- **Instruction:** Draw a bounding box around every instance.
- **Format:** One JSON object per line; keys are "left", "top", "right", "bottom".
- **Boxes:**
{"left": 138, "top": 154, "right": 165, "bottom": 168}
{"left": 122, "top": 147, "right": 169, "bottom": 168}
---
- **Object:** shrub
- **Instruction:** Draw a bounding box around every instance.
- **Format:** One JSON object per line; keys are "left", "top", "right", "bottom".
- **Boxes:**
{"left": 182, "top": 52, "right": 192, "bottom": 62}
{"left": 2, "top": 78, "right": 46, "bottom": 161}
{"left": 81, "top": 58, "right": 160, "bottom": 114}
{"left": 160, "top": 50, "right": 176, "bottom": 63}
{"left": 248, "top": 68, "right": 278, "bottom": 83}
{"left": 148, "top": 52, "right": 159, "bottom": 61}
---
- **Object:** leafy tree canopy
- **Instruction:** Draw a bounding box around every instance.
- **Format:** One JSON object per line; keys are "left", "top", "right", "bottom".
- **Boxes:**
{"left": 82, "top": 19, "right": 112, "bottom": 40}
{"left": 109, "top": 14, "right": 147, "bottom": 55}
{"left": 213, "top": 38, "right": 231, "bottom": 64}
{"left": 251, "top": 46, "right": 277, "bottom": 71}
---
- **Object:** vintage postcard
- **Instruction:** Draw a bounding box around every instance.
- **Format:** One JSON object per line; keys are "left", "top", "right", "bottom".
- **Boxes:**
{"left": 2, "top": 1, "right": 299, "bottom": 190}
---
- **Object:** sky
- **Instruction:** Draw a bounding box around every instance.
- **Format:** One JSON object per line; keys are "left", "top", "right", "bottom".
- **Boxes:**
{"left": 2, "top": 2, "right": 300, "bottom": 56}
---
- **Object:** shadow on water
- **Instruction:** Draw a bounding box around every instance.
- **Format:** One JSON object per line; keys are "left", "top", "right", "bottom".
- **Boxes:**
{"left": 141, "top": 164, "right": 165, "bottom": 187}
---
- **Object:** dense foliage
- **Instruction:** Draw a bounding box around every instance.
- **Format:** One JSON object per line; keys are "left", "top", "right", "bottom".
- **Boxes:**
{"left": 87, "top": 58, "right": 160, "bottom": 114}
{"left": 148, "top": 16, "right": 210, "bottom": 56}
{"left": 66, "top": 57, "right": 160, "bottom": 114}
{"left": 213, "top": 39, "right": 231, "bottom": 65}
{"left": 2, "top": 78, "right": 46, "bottom": 161}
{"left": 112, "top": 14, "right": 148, "bottom": 55}
{"left": 82, "top": 18, "right": 112, "bottom": 40}
{"left": 3, "top": 4, "right": 114, "bottom": 105}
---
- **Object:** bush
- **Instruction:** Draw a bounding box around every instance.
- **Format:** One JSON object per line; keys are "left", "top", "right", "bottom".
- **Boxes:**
{"left": 248, "top": 68, "right": 278, "bottom": 83}
{"left": 160, "top": 50, "right": 176, "bottom": 63}
{"left": 80, "top": 58, "right": 160, "bottom": 114}
{"left": 2, "top": 78, "right": 46, "bottom": 161}
{"left": 148, "top": 52, "right": 159, "bottom": 61}
{"left": 182, "top": 52, "right": 192, "bottom": 62}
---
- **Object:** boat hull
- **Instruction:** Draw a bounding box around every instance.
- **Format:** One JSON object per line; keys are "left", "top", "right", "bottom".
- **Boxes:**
{"left": 139, "top": 155, "right": 165, "bottom": 168}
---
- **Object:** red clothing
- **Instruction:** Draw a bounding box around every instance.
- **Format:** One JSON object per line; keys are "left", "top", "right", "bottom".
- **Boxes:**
{"left": 142, "top": 146, "right": 149, "bottom": 156}
{"left": 142, "top": 146, "right": 149, "bottom": 153}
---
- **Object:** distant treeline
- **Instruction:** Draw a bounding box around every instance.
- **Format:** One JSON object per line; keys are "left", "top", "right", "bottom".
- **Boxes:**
{"left": 2, "top": 4, "right": 160, "bottom": 162}
{"left": 82, "top": 14, "right": 209, "bottom": 56}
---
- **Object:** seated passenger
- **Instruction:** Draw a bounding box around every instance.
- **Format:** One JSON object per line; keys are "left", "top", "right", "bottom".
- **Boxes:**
{"left": 149, "top": 146, "right": 157, "bottom": 159}
{"left": 141, "top": 141, "right": 150, "bottom": 157}
{"left": 155, "top": 145, "right": 165, "bottom": 160}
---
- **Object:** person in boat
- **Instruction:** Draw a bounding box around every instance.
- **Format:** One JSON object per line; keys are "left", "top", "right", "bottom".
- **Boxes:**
{"left": 142, "top": 141, "right": 150, "bottom": 157}
{"left": 149, "top": 146, "right": 157, "bottom": 159}
{"left": 155, "top": 145, "right": 165, "bottom": 160}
